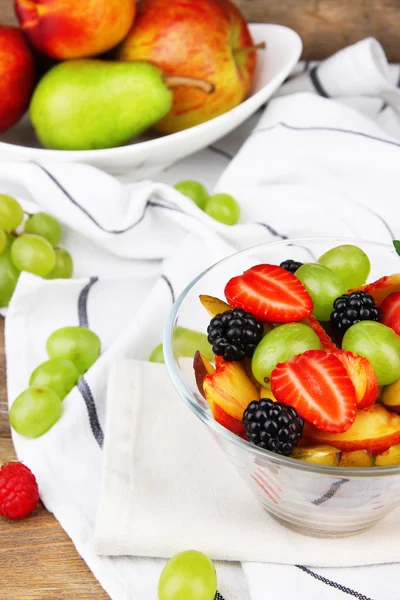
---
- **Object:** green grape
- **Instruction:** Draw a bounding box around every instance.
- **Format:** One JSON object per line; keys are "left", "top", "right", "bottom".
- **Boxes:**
{"left": 0, "top": 230, "right": 6, "bottom": 255}
{"left": 0, "top": 194, "right": 24, "bottom": 231}
{"left": 24, "top": 212, "right": 61, "bottom": 246}
{"left": 46, "top": 326, "right": 101, "bottom": 374}
{"left": 45, "top": 247, "right": 73, "bottom": 279}
{"left": 29, "top": 358, "right": 79, "bottom": 401}
{"left": 318, "top": 245, "right": 371, "bottom": 289}
{"left": 174, "top": 180, "right": 209, "bottom": 210}
{"left": 295, "top": 263, "right": 347, "bottom": 321}
{"left": 0, "top": 247, "right": 20, "bottom": 307}
{"left": 149, "top": 343, "right": 164, "bottom": 363}
{"left": 158, "top": 550, "right": 217, "bottom": 600}
{"left": 9, "top": 386, "right": 62, "bottom": 438}
{"left": 150, "top": 327, "right": 213, "bottom": 363}
{"left": 342, "top": 321, "right": 400, "bottom": 385}
{"left": 205, "top": 193, "right": 240, "bottom": 225}
{"left": 251, "top": 323, "right": 322, "bottom": 385}
{"left": 5, "top": 233, "right": 16, "bottom": 249}
{"left": 11, "top": 234, "right": 56, "bottom": 277}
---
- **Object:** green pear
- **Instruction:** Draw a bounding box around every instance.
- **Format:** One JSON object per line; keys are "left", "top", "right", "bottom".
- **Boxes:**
{"left": 29, "top": 60, "right": 213, "bottom": 150}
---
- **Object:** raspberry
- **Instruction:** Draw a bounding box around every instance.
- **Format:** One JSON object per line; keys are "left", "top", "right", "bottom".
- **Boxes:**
{"left": 0, "top": 462, "right": 39, "bottom": 519}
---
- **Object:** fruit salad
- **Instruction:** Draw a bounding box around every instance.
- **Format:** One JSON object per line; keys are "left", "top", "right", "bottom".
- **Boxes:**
{"left": 193, "top": 243, "right": 400, "bottom": 468}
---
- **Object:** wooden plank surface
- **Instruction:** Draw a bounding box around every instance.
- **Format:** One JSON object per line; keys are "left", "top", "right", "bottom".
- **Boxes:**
{"left": 1, "top": 0, "right": 400, "bottom": 61}
{"left": 0, "top": 318, "right": 109, "bottom": 600}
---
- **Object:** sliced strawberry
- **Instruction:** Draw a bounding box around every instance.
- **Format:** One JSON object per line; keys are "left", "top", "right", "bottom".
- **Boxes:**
{"left": 380, "top": 291, "right": 400, "bottom": 335}
{"left": 271, "top": 349, "right": 357, "bottom": 433}
{"left": 303, "top": 315, "right": 337, "bottom": 350}
{"left": 224, "top": 264, "right": 313, "bottom": 323}
{"left": 331, "top": 350, "right": 378, "bottom": 409}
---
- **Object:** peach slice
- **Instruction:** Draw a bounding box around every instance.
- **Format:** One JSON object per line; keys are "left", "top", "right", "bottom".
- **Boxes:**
{"left": 291, "top": 445, "right": 341, "bottom": 466}
{"left": 259, "top": 384, "right": 277, "bottom": 402}
{"left": 381, "top": 379, "right": 400, "bottom": 414}
{"left": 193, "top": 351, "right": 245, "bottom": 433}
{"left": 304, "top": 405, "right": 400, "bottom": 454}
{"left": 374, "top": 444, "right": 400, "bottom": 466}
{"left": 203, "top": 360, "right": 259, "bottom": 421}
{"left": 193, "top": 351, "right": 215, "bottom": 398}
{"left": 339, "top": 449, "right": 372, "bottom": 468}
{"left": 303, "top": 315, "right": 337, "bottom": 350}
{"left": 332, "top": 350, "right": 378, "bottom": 409}
{"left": 211, "top": 402, "right": 245, "bottom": 435}
{"left": 351, "top": 273, "right": 400, "bottom": 306}
{"left": 199, "top": 294, "right": 231, "bottom": 317}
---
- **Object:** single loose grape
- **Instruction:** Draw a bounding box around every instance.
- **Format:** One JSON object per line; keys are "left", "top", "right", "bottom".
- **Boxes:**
{"left": 45, "top": 248, "right": 73, "bottom": 279}
{"left": 342, "top": 321, "right": 400, "bottom": 385}
{"left": 149, "top": 343, "right": 164, "bottom": 363}
{"left": 29, "top": 358, "right": 79, "bottom": 401}
{"left": 252, "top": 323, "right": 322, "bottom": 385}
{"left": 0, "top": 247, "right": 20, "bottom": 307}
{"left": 9, "top": 386, "right": 62, "bottom": 438}
{"left": 173, "top": 326, "right": 213, "bottom": 361}
{"left": 174, "top": 180, "right": 209, "bottom": 210}
{"left": 158, "top": 550, "right": 217, "bottom": 600}
{"left": 205, "top": 193, "right": 240, "bottom": 225}
{"left": 150, "top": 327, "right": 214, "bottom": 364}
{"left": 0, "top": 230, "right": 6, "bottom": 255}
{"left": 318, "top": 245, "right": 371, "bottom": 289}
{"left": 11, "top": 234, "right": 56, "bottom": 277}
{"left": 46, "top": 326, "right": 101, "bottom": 374}
{"left": 0, "top": 194, "right": 24, "bottom": 231}
{"left": 24, "top": 212, "right": 61, "bottom": 246}
{"left": 296, "top": 263, "right": 347, "bottom": 321}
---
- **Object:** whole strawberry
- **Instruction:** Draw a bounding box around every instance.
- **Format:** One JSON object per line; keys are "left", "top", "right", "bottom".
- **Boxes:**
{"left": 0, "top": 462, "right": 39, "bottom": 519}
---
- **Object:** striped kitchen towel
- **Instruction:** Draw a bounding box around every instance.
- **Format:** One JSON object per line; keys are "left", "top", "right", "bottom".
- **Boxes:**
{"left": 3, "top": 37, "right": 400, "bottom": 600}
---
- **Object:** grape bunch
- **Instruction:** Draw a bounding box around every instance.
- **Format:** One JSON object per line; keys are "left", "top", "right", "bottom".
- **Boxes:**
{"left": 174, "top": 179, "right": 240, "bottom": 226}
{"left": 9, "top": 326, "right": 101, "bottom": 438}
{"left": 0, "top": 193, "right": 73, "bottom": 307}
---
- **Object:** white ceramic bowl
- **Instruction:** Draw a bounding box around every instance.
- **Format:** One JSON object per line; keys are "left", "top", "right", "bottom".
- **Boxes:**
{"left": 0, "top": 24, "right": 302, "bottom": 179}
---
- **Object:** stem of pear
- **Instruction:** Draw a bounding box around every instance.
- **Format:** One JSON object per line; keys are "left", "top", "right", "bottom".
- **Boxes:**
{"left": 165, "top": 76, "right": 215, "bottom": 94}
{"left": 233, "top": 41, "right": 266, "bottom": 55}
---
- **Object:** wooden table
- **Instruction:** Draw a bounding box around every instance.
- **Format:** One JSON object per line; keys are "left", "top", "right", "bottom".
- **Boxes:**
{"left": 0, "top": 318, "right": 108, "bottom": 599}
{"left": 1, "top": 0, "right": 400, "bottom": 61}
{"left": 1, "top": 0, "right": 400, "bottom": 596}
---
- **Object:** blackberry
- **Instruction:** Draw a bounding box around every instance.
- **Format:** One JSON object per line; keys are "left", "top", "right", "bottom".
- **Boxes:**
{"left": 280, "top": 259, "right": 303, "bottom": 274}
{"left": 243, "top": 398, "right": 304, "bottom": 456}
{"left": 207, "top": 308, "right": 263, "bottom": 362}
{"left": 330, "top": 291, "right": 380, "bottom": 335}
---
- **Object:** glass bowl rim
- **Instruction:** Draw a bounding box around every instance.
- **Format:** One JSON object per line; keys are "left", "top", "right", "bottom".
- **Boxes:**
{"left": 163, "top": 235, "right": 400, "bottom": 477}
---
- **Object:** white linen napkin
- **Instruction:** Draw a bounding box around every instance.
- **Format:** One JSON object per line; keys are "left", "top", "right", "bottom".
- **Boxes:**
{"left": 95, "top": 358, "right": 400, "bottom": 568}
{"left": 4, "top": 37, "right": 400, "bottom": 600}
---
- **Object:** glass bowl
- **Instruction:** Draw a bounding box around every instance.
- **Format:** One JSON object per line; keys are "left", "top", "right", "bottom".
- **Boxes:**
{"left": 163, "top": 237, "right": 400, "bottom": 538}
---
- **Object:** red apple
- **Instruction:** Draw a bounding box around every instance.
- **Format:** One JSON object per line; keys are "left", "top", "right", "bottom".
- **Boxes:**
{"left": 0, "top": 25, "right": 35, "bottom": 133}
{"left": 15, "top": 0, "right": 136, "bottom": 59}
{"left": 115, "top": 0, "right": 262, "bottom": 133}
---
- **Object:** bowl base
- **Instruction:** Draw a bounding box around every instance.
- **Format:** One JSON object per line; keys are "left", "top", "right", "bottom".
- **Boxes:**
{"left": 270, "top": 512, "right": 373, "bottom": 538}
